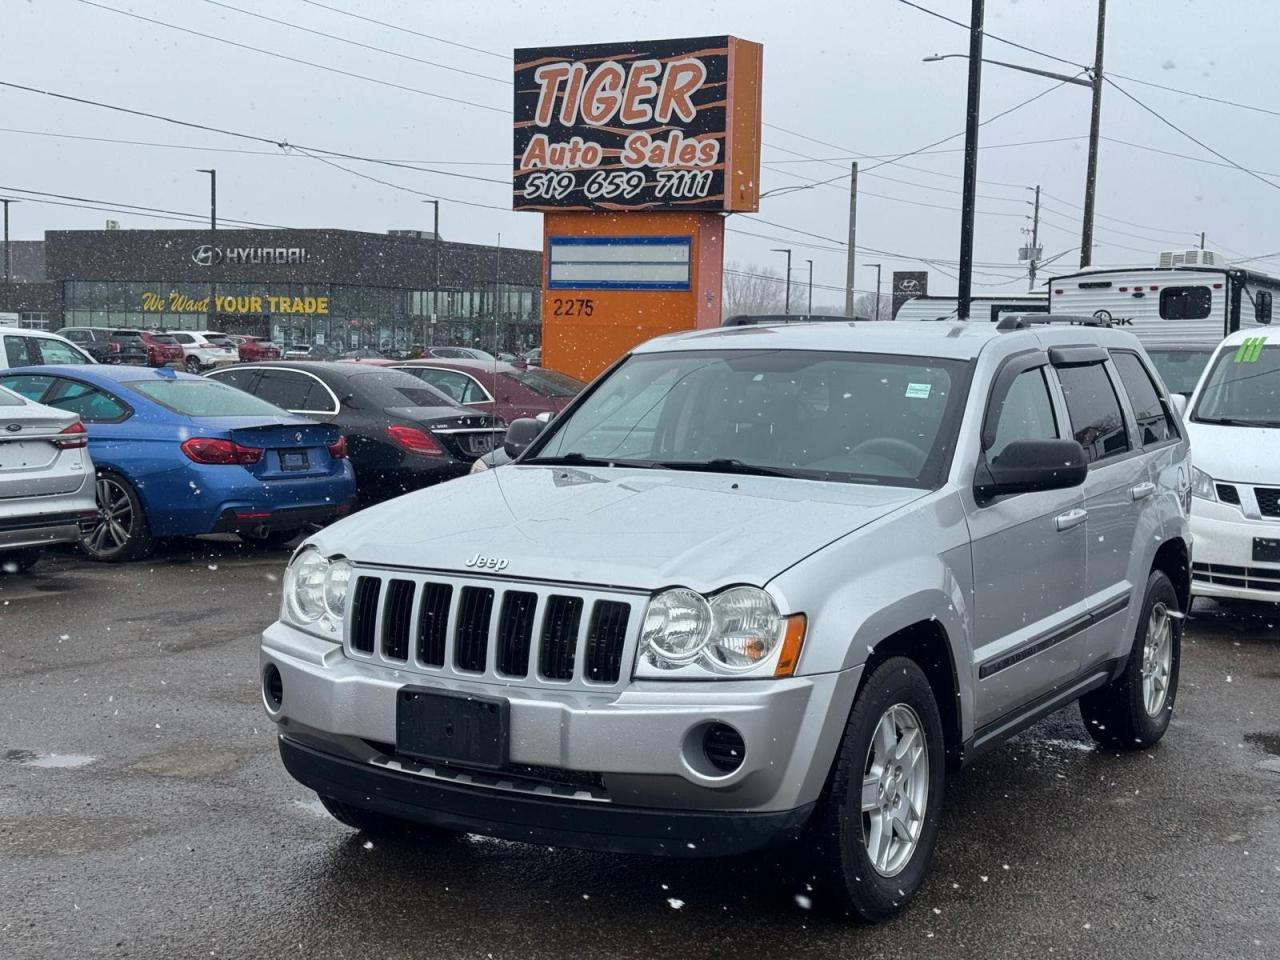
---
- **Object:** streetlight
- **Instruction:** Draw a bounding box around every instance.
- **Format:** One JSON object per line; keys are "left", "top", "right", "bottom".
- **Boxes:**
{"left": 196, "top": 169, "right": 216, "bottom": 230}
{"left": 863, "top": 262, "right": 882, "bottom": 321}
{"left": 923, "top": 0, "right": 1106, "bottom": 269}
{"left": 771, "top": 247, "right": 792, "bottom": 314}
{"left": 805, "top": 259, "right": 813, "bottom": 315}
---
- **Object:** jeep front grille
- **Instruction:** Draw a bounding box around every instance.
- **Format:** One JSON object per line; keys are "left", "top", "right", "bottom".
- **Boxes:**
{"left": 344, "top": 570, "right": 640, "bottom": 689}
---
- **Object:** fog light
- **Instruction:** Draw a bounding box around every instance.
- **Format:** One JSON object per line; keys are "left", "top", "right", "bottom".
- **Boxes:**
{"left": 263, "top": 663, "right": 283, "bottom": 711}
{"left": 702, "top": 723, "right": 745, "bottom": 774}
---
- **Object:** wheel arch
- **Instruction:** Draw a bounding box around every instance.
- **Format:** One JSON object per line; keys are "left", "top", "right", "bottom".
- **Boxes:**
{"left": 1151, "top": 536, "right": 1191, "bottom": 613}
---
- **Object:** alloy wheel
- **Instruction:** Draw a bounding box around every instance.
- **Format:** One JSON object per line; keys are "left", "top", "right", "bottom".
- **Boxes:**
{"left": 860, "top": 702, "right": 930, "bottom": 878}
{"left": 85, "top": 477, "right": 135, "bottom": 557}
{"left": 1141, "top": 601, "right": 1174, "bottom": 716}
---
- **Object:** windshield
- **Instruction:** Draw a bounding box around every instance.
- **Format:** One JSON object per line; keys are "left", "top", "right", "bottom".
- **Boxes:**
{"left": 507, "top": 367, "right": 584, "bottom": 398}
{"left": 131, "top": 378, "right": 291, "bottom": 418}
{"left": 1146, "top": 347, "right": 1214, "bottom": 396}
{"left": 1192, "top": 341, "right": 1280, "bottom": 426}
{"left": 529, "top": 349, "right": 971, "bottom": 487}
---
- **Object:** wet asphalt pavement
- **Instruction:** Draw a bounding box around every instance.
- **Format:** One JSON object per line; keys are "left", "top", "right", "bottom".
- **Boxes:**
{"left": 1, "top": 540, "right": 1277, "bottom": 960}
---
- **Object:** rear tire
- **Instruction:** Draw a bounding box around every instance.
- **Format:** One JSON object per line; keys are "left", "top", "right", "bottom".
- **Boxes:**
{"left": 801, "top": 657, "right": 946, "bottom": 922}
{"left": 1, "top": 548, "right": 43, "bottom": 573}
{"left": 318, "top": 794, "right": 454, "bottom": 840}
{"left": 184, "top": 356, "right": 202, "bottom": 374}
{"left": 1080, "top": 570, "right": 1181, "bottom": 750}
{"left": 80, "top": 471, "right": 155, "bottom": 562}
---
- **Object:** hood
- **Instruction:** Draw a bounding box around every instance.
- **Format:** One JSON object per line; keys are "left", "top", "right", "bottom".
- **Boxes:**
{"left": 1188, "top": 421, "right": 1280, "bottom": 485}
{"left": 308, "top": 465, "right": 923, "bottom": 592}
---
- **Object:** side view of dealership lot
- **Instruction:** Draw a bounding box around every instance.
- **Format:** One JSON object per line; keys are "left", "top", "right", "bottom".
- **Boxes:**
{"left": 3, "top": 3, "right": 1280, "bottom": 958}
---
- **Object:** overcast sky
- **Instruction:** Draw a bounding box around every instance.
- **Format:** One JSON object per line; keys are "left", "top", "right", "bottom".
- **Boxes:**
{"left": 3, "top": 0, "right": 1276, "bottom": 306}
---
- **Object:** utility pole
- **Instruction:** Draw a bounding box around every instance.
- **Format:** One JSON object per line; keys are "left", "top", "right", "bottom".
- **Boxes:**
{"left": 772, "top": 247, "right": 793, "bottom": 314}
{"left": 1029, "top": 185, "right": 1041, "bottom": 293}
{"left": 956, "top": 0, "right": 985, "bottom": 321}
{"left": 1199, "top": 231, "right": 1206, "bottom": 250}
{"left": 1079, "top": 0, "right": 1106, "bottom": 268}
{"left": 844, "top": 162, "right": 858, "bottom": 316}
{"left": 197, "top": 170, "right": 216, "bottom": 335}
{"left": 863, "top": 263, "right": 882, "bottom": 321}
{"left": 1, "top": 198, "right": 16, "bottom": 289}
{"left": 805, "top": 259, "right": 813, "bottom": 315}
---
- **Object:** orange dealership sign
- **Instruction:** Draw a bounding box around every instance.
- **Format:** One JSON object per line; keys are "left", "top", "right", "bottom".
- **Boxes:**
{"left": 513, "top": 36, "right": 762, "bottom": 212}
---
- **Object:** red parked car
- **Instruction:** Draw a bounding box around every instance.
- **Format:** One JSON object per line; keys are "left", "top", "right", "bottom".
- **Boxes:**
{"left": 229, "top": 335, "right": 282, "bottom": 362}
{"left": 392, "top": 359, "right": 585, "bottom": 422}
{"left": 108, "top": 330, "right": 183, "bottom": 367}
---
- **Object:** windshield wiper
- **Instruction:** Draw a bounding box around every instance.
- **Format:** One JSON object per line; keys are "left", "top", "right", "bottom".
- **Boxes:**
{"left": 656, "top": 458, "right": 800, "bottom": 478}
{"left": 1194, "top": 417, "right": 1280, "bottom": 428}
{"left": 524, "top": 452, "right": 658, "bottom": 468}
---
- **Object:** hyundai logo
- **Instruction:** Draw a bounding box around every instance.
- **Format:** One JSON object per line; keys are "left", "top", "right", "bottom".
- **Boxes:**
{"left": 898, "top": 278, "right": 921, "bottom": 293}
{"left": 191, "top": 244, "right": 224, "bottom": 267}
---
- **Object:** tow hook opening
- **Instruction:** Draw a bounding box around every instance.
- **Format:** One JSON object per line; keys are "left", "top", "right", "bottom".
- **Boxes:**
{"left": 263, "top": 663, "right": 284, "bottom": 712}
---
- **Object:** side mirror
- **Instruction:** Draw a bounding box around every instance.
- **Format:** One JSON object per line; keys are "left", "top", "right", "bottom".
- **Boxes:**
{"left": 1169, "top": 393, "right": 1188, "bottom": 418}
{"left": 534, "top": 410, "right": 553, "bottom": 424}
{"left": 975, "top": 438, "right": 1088, "bottom": 501}
{"left": 503, "top": 417, "right": 544, "bottom": 459}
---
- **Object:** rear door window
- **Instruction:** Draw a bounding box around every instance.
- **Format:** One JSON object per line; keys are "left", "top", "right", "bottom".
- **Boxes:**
{"left": 34, "top": 337, "right": 92, "bottom": 365}
{"left": 3, "top": 335, "right": 33, "bottom": 367}
{"left": 45, "top": 378, "right": 130, "bottom": 423}
{"left": 255, "top": 370, "right": 318, "bottom": 410}
{"left": 1055, "top": 362, "right": 1131, "bottom": 464}
{"left": 1110, "top": 351, "right": 1178, "bottom": 445}
{"left": 207, "top": 367, "right": 259, "bottom": 392}
{"left": 1158, "top": 286, "right": 1212, "bottom": 320}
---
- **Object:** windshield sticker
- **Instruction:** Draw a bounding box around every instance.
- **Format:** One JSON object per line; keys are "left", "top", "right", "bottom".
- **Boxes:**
{"left": 1234, "top": 337, "right": 1266, "bottom": 363}
{"left": 905, "top": 382, "right": 932, "bottom": 399}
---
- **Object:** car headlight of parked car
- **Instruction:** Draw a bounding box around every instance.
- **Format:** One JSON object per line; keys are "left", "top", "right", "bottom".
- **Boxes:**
{"left": 635, "top": 585, "right": 806, "bottom": 679}
{"left": 281, "top": 547, "right": 351, "bottom": 640}
{"left": 1190, "top": 466, "right": 1217, "bottom": 501}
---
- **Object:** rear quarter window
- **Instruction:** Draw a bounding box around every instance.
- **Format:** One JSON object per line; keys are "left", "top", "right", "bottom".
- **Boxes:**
{"left": 1055, "top": 362, "right": 1131, "bottom": 463}
{"left": 1110, "top": 351, "right": 1178, "bottom": 445}
{"left": 129, "top": 378, "right": 290, "bottom": 417}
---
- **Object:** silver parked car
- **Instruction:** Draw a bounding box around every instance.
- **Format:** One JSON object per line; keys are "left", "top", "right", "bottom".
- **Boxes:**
{"left": 261, "top": 318, "right": 1191, "bottom": 920}
{"left": 0, "top": 384, "right": 97, "bottom": 572}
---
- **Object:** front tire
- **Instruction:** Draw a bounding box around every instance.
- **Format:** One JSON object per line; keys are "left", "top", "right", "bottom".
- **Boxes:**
{"left": 184, "top": 356, "right": 202, "bottom": 374}
{"left": 1080, "top": 570, "right": 1181, "bottom": 750}
{"left": 81, "top": 471, "right": 155, "bottom": 562}
{"left": 802, "top": 657, "right": 946, "bottom": 922}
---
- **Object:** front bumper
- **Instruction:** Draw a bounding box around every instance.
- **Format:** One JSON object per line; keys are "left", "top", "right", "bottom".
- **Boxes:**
{"left": 279, "top": 735, "right": 814, "bottom": 856}
{"left": 1190, "top": 502, "right": 1280, "bottom": 601}
{"left": 262, "top": 621, "right": 861, "bottom": 817}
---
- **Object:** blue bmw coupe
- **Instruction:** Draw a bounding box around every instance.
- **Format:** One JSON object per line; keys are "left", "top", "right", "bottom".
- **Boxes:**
{"left": 0, "top": 365, "right": 356, "bottom": 560}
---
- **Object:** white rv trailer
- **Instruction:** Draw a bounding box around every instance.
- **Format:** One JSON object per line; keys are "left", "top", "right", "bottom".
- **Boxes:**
{"left": 893, "top": 293, "right": 1047, "bottom": 323}
{"left": 1048, "top": 250, "right": 1279, "bottom": 344}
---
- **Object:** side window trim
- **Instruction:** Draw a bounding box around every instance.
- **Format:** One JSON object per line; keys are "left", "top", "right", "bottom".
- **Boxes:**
{"left": 979, "top": 348, "right": 1051, "bottom": 452}
{"left": 458, "top": 372, "right": 494, "bottom": 404}
{"left": 289, "top": 369, "right": 341, "bottom": 415}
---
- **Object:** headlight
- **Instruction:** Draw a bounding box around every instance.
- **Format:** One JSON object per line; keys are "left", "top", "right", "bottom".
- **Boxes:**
{"left": 282, "top": 547, "right": 344, "bottom": 639}
{"left": 470, "top": 457, "right": 490, "bottom": 474}
{"left": 707, "top": 587, "right": 784, "bottom": 671}
{"left": 641, "top": 588, "right": 713, "bottom": 666}
{"left": 1190, "top": 466, "right": 1216, "bottom": 501}
{"left": 636, "top": 586, "right": 803, "bottom": 679}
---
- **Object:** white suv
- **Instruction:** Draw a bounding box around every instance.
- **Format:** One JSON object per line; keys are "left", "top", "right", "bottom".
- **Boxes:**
{"left": 1, "top": 328, "right": 95, "bottom": 370}
{"left": 169, "top": 331, "right": 239, "bottom": 373}
{"left": 1186, "top": 327, "right": 1280, "bottom": 603}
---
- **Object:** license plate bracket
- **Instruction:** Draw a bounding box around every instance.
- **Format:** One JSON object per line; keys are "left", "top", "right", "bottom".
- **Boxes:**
{"left": 280, "top": 450, "right": 309, "bottom": 471}
{"left": 396, "top": 687, "right": 508, "bottom": 769}
{"left": 1253, "top": 538, "right": 1280, "bottom": 563}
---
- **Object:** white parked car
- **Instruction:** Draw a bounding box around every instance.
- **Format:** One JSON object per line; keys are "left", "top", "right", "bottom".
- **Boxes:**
{"left": 1, "top": 328, "right": 95, "bottom": 370}
{"left": 169, "top": 331, "right": 239, "bottom": 374}
{"left": 0, "top": 383, "right": 97, "bottom": 572}
{"left": 1186, "top": 327, "right": 1280, "bottom": 603}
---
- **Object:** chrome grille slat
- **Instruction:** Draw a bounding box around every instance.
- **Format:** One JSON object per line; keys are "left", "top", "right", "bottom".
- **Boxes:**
{"left": 344, "top": 568, "right": 642, "bottom": 691}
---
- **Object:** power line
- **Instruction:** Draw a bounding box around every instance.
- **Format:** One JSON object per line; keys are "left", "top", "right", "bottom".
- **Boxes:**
{"left": 295, "top": 0, "right": 508, "bottom": 61}
{"left": 1036, "top": 201, "right": 1190, "bottom": 247}
{"left": 1037, "top": 189, "right": 1194, "bottom": 239}
{"left": 0, "top": 80, "right": 509, "bottom": 186}
{"left": 0, "top": 126, "right": 508, "bottom": 165}
{"left": 293, "top": 147, "right": 513, "bottom": 212}
{"left": 895, "top": 0, "right": 1087, "bottom": 70}
{"left": 1105, "top": 77, "right": 1280, "bottom": 192}
{"left": 72, "top": 0, "right": 507, "bottom": 114}
{"left": 1102, "top": 135, "right": 1280, "bottom": 180}
{"left": 0, "top": 185, "right": 289, "bottom": 228}
{"left": 197, "top": 0, "right": 509, "bottom": 86}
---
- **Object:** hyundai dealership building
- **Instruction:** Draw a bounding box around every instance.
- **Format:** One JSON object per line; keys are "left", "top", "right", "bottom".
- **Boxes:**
{"left": 0, "top": 228, "right": 541, "bottom": 355}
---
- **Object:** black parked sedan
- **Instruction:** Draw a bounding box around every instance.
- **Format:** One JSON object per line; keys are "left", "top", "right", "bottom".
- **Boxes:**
{"left": 207, "top": 362, "right": 505, "bottom": 502}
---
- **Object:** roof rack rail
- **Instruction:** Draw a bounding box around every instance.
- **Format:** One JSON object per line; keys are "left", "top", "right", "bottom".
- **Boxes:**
{"left": 995, "top": 313, "right": 1124, "bottom": 331}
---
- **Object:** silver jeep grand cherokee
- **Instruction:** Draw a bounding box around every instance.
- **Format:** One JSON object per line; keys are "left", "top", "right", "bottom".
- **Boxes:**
{"left": 263, "top": 318, "right": 1190, "bottom": 920}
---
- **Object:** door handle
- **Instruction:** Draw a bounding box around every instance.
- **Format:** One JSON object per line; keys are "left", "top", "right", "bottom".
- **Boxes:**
{"left": 1054, "top": 508, "right": 1088, "bottom": 531}
{"left": 1131, "top": 482, "right": 1157, "bottom": 501}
